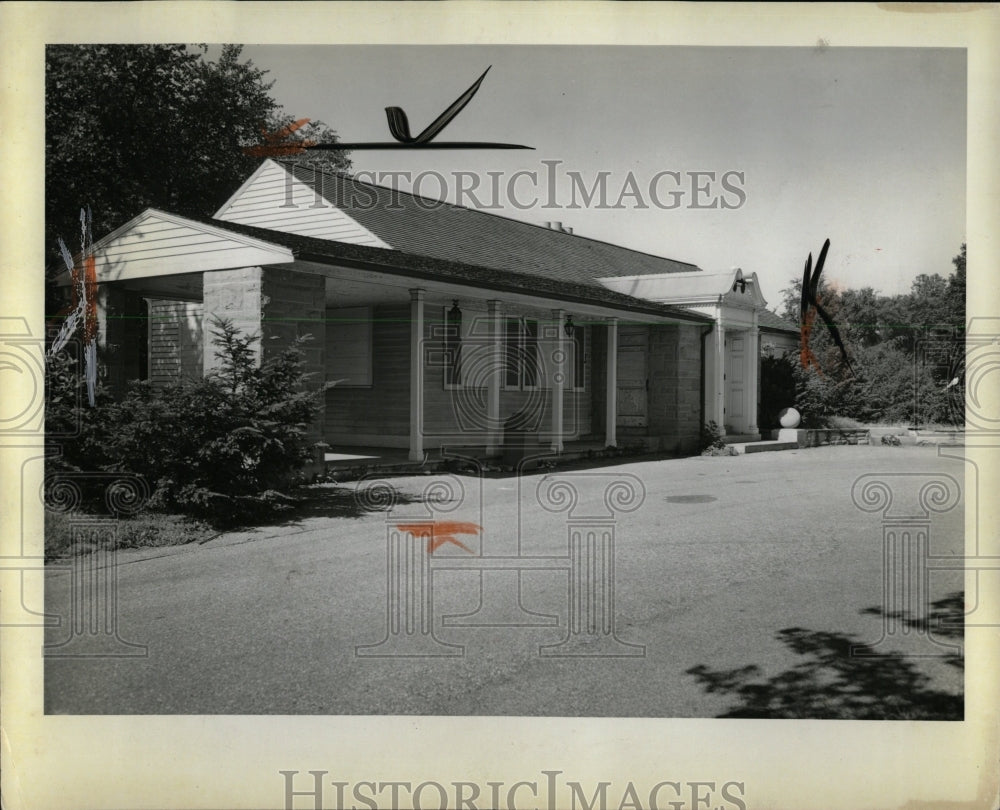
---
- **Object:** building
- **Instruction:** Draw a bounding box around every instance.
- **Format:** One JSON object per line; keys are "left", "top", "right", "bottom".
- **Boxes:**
{"left": 71, "top": 159, "right": 798, "bottom": 464}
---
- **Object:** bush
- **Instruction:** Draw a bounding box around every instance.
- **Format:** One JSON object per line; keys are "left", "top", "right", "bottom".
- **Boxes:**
{"left": 699, "top": 421, "right": 727, "bottom": 453}
{"left": 45, "top": 317, "right": 332, "bottom": 526}
{"left": 791, "top": 341, "right": 956, "bottom": 428}
{"left": 759, "top": 351, "right": 797, "bottom": 430}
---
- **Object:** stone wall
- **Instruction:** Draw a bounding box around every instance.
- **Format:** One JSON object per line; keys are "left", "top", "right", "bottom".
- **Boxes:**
{"left": 647, "top": 323, "right": 704, "bottom": 453}
{"left": 203, "top": 266, "right": 327, "bottom": 467}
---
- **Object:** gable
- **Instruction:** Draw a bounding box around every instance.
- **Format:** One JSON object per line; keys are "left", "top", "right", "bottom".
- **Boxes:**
{"left": 85, "top": 209, "right": 295, "bottom": 283}
{"left": 213, "top": 159, "right": 390, "bottom": 247}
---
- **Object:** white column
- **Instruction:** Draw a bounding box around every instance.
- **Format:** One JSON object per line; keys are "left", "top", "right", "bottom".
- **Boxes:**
{"left": 409, "top": 289, "right": 425, "bottom": 461}
{"left": 606, "top": 318, "right": 618, "bottom": 447}
{"left": 486, "top": 300, "right": 502, "bottom": 454}
{"left": 551, "top": 308, "right": 566, "bottom": 453}
{"left": 713, "top": 322, "right": 726, "bottom": 433}
{"left": 746, "top": 315, "right": 760, "bottom": 436}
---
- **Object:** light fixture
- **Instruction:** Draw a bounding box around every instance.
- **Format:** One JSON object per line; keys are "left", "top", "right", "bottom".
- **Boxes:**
{"left": 448, "top": 299, "right": 462, "bottom": 320}
{"left": 564, "top": 315, "right": 575, "bottom": 337}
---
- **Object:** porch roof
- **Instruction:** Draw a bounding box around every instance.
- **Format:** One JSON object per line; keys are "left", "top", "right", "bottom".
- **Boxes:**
{"left": 189, "top": 214, "right": 714, "bottom": 325}
{"left": 758, "top": 308, "right": 799, "bottom": 335}
{"left": 598, "top": 268, "right": 768, "bottom": 307}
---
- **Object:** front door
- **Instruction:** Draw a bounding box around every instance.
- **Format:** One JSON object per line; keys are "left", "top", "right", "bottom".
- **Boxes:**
{"left": 617, "top": 326, "right": 648, "bottom": 428}
{"left": 724, "top": 332, "right": 745, "bottom": 432}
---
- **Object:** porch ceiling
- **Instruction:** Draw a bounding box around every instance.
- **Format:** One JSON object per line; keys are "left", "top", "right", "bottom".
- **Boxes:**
{"left": 118, "top": 272, "right": 204, "bottom": 301}
{"left": 309, "top": 262, "right": 701, "bottom": 322}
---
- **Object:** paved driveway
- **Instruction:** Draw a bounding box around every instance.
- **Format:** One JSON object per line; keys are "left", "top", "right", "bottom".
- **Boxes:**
{"left": 44, "top": 445, "right": 965, "bottom": 717}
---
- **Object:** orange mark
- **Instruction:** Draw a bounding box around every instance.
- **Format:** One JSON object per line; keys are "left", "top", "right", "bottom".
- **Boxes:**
{"left": 395, "top": 521, "right": 481, "bottom": 554}
{"left": 82, "top": 251, "right": 98, "bottom": 343}
{"left": 799, "top": 297, "right": 823, "bottom": 376}
{"left": 244, "top": 118, "right": 316, "bottom": 158}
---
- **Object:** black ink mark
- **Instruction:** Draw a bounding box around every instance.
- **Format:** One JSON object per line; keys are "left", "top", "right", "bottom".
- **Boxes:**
{"left": 800, "top": 238, "right": 853, "bottom": 375}
{"left": 305, "top": 66, "right": 533, "bottom": 151}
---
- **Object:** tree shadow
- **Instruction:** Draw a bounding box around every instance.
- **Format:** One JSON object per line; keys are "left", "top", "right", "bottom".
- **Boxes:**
{"left": 861, "top": 591, "right": 965, "bottom": 671}
{"left": 686, "top": 595, "right": 964, "bottom": 719}
{"left": 861, "top": 592, "right": 964, "bottom": 639}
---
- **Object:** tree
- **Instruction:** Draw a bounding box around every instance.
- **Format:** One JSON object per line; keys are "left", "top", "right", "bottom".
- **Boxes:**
{"left": 945, "top": 243, "right": 966, "bottom": 327}
{"left": 778, "top": 244, "right": 966, "bottom": 426}
{"left": 45, "top": 45, "right": 349, "bottom": 278}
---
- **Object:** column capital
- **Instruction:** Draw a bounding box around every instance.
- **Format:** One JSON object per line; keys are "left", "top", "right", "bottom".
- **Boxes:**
{"left": 409, "top": 288, "right": 426, "bottom": 301}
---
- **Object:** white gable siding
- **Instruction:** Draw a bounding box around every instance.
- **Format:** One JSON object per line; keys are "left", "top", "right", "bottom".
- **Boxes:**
{"left": 92, "top": 211, "right": 294, "bottom": 281}
{"left": 214, "top": 160, "right": 390, "bottom": 247}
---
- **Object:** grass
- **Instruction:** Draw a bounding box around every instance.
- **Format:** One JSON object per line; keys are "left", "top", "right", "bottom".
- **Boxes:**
{"left": 45, "top": 509, "right": 217, "bottom": 561}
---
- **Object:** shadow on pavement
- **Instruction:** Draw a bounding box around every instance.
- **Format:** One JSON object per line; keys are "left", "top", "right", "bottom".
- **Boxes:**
{"left": 686, "top": 593, "right": 964, "bottom": 720}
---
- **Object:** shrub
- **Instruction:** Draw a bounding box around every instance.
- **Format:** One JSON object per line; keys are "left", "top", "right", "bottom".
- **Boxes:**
{"left": 699, "top": 421, "right": 727, "bottom": 453}
{"left": 45, "top": 317, "right": 332, "bottom": 525}
{"left": 702, "top": 445, "right": 739, "bottom": 457}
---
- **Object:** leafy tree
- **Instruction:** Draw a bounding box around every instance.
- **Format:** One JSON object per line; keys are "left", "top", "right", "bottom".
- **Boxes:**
{"left": 778, "top": 244, "right": 965, "bottom": 426}
{"left": 945, "top": 243, "right": 966, "bottom": 326}
{"left": 45, "top": 44, "right": 350, "bottom": 278}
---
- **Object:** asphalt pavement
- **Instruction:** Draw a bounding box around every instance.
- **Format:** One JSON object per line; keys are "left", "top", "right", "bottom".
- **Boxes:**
{"left": 44, "top": 445, "right": 966, "bottom": 717}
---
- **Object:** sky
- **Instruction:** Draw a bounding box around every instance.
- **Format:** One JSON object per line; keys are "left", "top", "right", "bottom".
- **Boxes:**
{"left": 241, "top": 45, "right": 967, "bottom": 307}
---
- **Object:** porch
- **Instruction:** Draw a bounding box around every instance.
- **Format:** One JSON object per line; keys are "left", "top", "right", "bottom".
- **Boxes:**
{"left": 98, "top": 263, "right": 708, "bottom": 466}
{"left": 323, "top": 436, "right": 672, "bottom": 479}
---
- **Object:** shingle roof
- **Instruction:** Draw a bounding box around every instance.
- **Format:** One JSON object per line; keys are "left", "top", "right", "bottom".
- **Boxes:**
{"left": 758, "top": 308, "right": 799, "bottom": 334}
{"left": 191, "top": 214, "right": 713, "bottom": 325}
{"left": 276, "top": 161, "right": 703, "bottom": 288}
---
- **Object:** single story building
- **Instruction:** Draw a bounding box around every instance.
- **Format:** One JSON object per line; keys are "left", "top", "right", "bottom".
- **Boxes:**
{"left": 67, "top": 159, "right": 799, "bottom": 462}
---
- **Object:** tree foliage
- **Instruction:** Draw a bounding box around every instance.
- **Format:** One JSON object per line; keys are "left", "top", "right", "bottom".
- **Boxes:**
{"left": 45, "top": 44, "right": 350, "bottom": 274}
{"left": 774, "top": 244, "right": 966, "bottom": 427}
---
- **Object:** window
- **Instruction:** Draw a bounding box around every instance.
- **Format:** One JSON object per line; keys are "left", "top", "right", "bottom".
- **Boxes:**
{"left": 504, "top": 317, "right": 539, "bottom": 389}
{"left": 570, "top": 324, "right": 586, "bottom": 391}
{"left": 444, "top": 303, "right": 463, "bottom": 387}
{"left": 325, "top": 306, "right": 373, "bottom": 387}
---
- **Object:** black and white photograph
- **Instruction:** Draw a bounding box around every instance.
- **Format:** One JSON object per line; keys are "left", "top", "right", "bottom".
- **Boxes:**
{"left": 3, "top": 4, "right": 999, "bottom": 810}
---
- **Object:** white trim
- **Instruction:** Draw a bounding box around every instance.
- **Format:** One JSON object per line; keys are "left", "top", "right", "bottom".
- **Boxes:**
{"left": 92, "top": 207, "right": 294, "bottom": 258}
